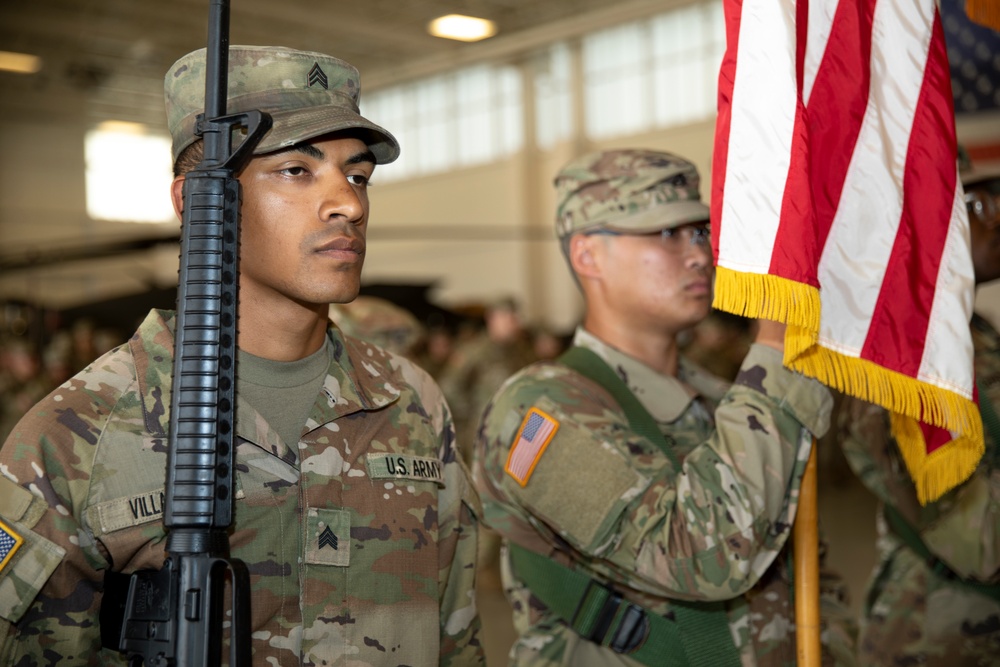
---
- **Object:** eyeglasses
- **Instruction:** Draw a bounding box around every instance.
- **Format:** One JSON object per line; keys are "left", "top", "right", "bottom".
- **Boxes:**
{"left": 586, "top": 223, "right": 711, "bottom": 250}
{"left": 965, "top": 189, "right": 999, "bottom": 225}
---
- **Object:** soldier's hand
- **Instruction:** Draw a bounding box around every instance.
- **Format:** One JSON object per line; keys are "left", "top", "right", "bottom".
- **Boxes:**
{"left": 754, "top": 318, "right": 787, "bottom": 352}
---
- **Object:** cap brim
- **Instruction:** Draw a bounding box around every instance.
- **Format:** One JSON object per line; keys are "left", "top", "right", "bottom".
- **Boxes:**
{"left": 253, "top": 106, "right": 400, "bottom": 164}
{"left": 601, "top": 200, "right": 710, "bottom": 233}
{"left": 962, "top": 165, "right": 1000, "bottom": 189}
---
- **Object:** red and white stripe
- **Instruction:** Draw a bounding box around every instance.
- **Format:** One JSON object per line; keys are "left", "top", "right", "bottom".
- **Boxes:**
{"left": 712, "top": 0, "right": 975, "bottom": 402}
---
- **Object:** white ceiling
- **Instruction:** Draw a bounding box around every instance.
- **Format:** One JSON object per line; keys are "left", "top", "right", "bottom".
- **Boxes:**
{"left": 0, "top": 0, "right": 639, "bottom": 128}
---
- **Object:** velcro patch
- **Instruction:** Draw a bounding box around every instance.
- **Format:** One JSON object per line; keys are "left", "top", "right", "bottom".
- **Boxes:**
{"left": 307, "top": 507, "right": 351, "bottom": 567}
{"left": 0, "top": 518, "right": 24, "bottom": 572}
{"left": 505, "top": 408, "right": 559, "bottom": 487}
{"left": 92, "top": 489, "right": 165, "bottom": 534}
{"left": 367, "top": 453, "right": 444, "bottom": 485}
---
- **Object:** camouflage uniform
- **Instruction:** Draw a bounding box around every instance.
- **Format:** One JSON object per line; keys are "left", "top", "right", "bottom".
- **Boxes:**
{"left": 0, "top": 309, "right": 484, "bottom": 665}
{"left": 839, "top": 312, "right": 1000, "bottom": 666}
{"left": 474, "top": 150, "right": 854, "bottom": 666}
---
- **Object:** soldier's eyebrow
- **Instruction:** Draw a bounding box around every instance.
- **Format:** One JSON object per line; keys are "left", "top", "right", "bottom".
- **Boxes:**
{"left": 345, "top": 149, "right": 377, "bottom": 166}
{"left": 281, "top": 144, "right": 375, "bottom": 166}
{"left": 288, "top": 143, "right": 324, "bottom": 160}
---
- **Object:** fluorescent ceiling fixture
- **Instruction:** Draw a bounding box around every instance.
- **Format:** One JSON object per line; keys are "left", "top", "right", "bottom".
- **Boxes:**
{"left": 0, "top": 51, "right": 42, "bottom": 74}
{"left": 86, "top": 122, "right": 176, "bottom": 224}
{"left": 428, "top": 14, "right": 497, "bottom": 42}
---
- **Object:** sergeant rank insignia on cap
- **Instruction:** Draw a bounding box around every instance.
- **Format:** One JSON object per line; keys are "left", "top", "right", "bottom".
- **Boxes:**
{"left": 308, "top": 63, "right": 328, "bottom": 89}
{"left": 505, "top": 408, "right": 559, "bottom": 487}
{"left": 0, "top": 518, "right": 24, "bottom": 572}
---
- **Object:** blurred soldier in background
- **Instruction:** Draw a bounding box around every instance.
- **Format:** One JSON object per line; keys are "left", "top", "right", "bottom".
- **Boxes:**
{"left": 680, "top": 308, "right": 753, "bottom": 382}
{"left": 837, "top": 154, "right": 1000, "bottom": 666}
{"left": 415, "top": 322, "right": 458, "bottom": 380}
{"left": 0, "top": 337, "right": 49, "bottom": 443}
{"left": 474, "top": 148, "right": 855, "bottom": 666}
{"left": 329, "top": 295, "right": 426, "bottom": 359}
{"left": 440, "top": 296, "right": 537, "bottom": 463}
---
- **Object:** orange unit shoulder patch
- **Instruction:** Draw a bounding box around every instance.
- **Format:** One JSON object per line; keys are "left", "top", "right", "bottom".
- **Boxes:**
{"left": 505, "top": 407, "right": 559, "bottom": 487}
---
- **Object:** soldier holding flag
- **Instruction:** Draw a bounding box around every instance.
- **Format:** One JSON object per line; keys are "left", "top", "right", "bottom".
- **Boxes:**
{"left": 473, "top": 148, "right": 856, "bottom": 666}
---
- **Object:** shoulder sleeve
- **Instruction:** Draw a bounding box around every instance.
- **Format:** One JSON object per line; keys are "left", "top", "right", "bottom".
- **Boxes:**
{"left": 477, "top": 350, "right": 832, "bottom": 601}
{"left": 0, "top": 348, "right": 137, "bottom": 662}
{"left": 0, "top": 477, "right": 66, "bottom": 623}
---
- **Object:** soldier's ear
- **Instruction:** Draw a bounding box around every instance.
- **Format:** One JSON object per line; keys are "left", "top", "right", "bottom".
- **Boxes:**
{"left": 170, "top": 176, "right": 185, "bottom": 219}
{"left": 569, "top": 234, "right": 601, "bottom": 279}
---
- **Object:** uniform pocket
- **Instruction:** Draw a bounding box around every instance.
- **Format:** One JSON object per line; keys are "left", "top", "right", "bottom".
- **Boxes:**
{"left": 305, "top": 507, "right": 351, "bottom": 567}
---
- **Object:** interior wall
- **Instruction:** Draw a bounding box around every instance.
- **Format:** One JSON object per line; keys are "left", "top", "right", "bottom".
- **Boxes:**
{"left": 1, "top": 107, "right": 998, "bottom": 334}
{"left": 365, "top": 117, "right": 719, "bottom": 331}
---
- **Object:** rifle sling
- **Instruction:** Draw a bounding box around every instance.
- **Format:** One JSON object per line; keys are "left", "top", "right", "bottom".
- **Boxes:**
{"left": 505, "top": 346, "right": 740, "bottom": 666}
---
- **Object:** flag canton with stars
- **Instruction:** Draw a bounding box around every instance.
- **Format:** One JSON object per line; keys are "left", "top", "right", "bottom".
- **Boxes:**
{"left": 942, "top": 0, "right": 1000, "bottom": 114}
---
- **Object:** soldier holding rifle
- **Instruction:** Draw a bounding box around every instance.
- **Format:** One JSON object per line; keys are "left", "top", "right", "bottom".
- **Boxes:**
{"left": 0, "top": 43, "right": 484, "bottom": 666}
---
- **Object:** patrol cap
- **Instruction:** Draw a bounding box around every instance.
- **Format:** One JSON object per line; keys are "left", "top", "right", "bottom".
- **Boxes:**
{"left": 329, "top": 296, "right": 424, "bottom": 354}
{"left": 554, "top": 149, "right": 710, "bottom": 240}
{"left": 165, "top": 45, "right": 399, "bottom": 165}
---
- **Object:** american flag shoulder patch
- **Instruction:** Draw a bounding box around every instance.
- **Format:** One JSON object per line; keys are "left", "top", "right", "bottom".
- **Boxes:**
{"left": 0, "top": 518, "right": 24, "bottom": 572}
{"left": 505, "top": 407, "right": 559, "bottom": 487}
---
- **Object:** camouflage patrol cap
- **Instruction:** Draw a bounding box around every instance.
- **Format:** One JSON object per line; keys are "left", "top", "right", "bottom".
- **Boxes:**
{"left": 554, "top": 149, "right": 710, "bottom": 239}
{"left": 165, "top": 45, "right": 399, "bottom": 165}
{"left": 329, "top": 296, "right": 425, "bottom": 355}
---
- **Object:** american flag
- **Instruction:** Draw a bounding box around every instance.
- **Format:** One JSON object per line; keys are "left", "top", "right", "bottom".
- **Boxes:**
{"left": 942, "top": 0, "right": 1000, "bottom": 115}
{"left": 711, "top": 0, "right": 983, "bottom": 504}
{"left": 0, "top": 519, "right": 23, "bottom": 570}
{"left": 505, "top": 409, "right": 559, "bottom": 487}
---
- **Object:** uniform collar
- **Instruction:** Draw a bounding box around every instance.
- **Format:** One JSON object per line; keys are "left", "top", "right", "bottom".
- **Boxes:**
{"left": 303, "top": 324, "right": 404, "bottom": 432}
{"left": 130, "top": 310, "right": 402, "bottom": 461}
{"left": 572, "top": 327, "right": 698, "bottom": 423}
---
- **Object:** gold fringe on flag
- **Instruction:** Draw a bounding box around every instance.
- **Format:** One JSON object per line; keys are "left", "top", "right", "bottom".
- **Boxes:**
{"left": 714, "top": 266, "right": 984, "bottom": 505}
{"left": 966, "top": 0, "right": 1000, "bottom": 31}
{"left": 712, "top": 266, "right": 821, "bottom": 362}
{"left": 891, "top": 413, "right": 984, "bottom": 505}
{"left": 787, "top": 343, "right": 983, "bottom": 504}
{"left": 713, "top": 266, "right": 821, "bottom": 330}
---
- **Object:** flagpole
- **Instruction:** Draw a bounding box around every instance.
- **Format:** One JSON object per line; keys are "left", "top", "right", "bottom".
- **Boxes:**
{"left": 794, "top": 440, "right": 820, "bottom": 666}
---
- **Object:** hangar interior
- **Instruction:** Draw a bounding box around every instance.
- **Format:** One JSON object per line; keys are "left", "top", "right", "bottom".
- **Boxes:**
{"left": 1, "top": 0, "right": 998, "bottom": 662}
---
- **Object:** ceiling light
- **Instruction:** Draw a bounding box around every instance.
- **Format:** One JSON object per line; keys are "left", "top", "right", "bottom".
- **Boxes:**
{"left": 428, "top": 14, "right": 497, "bottom": 42}
{"left": 0, "top": 51, "right": 42, "bottom": 74}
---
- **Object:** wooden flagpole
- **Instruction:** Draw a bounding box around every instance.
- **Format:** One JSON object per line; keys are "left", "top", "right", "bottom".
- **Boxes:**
{"left": 794, "top": 441, "right": 821, "bottom": 666}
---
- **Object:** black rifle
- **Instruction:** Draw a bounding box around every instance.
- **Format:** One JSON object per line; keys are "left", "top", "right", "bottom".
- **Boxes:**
{"left": 100, "top": 1, "right": 271, "bottom": 664}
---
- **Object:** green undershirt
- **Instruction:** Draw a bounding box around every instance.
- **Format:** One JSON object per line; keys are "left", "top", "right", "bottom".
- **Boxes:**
{"left": 237, "top": 337, "right": 332, "bottom": 448}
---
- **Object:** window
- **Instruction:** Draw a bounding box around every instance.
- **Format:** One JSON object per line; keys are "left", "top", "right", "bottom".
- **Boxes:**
{"left": 85, "top": 121, "right": 175, "bottom": 223}
{"left": 534, "top": 42, "right": 574, "bottom": 149}
{"left": 583, "top": 2, "right": 725, "bottom": 140}
{"left": 361, "top": 64, "right": 524, "bottom": 182}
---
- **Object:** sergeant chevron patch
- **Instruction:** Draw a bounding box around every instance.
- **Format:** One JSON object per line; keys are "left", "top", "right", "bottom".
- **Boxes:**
{"left": 505, "top": 408, "right": 559, "bottom": 487}
{"left": 307, "top": 507, "right": 350, "bottom": 567}
{"left": 0, "top": 518, "right": 24, "bottom": 572}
